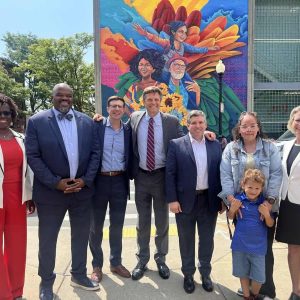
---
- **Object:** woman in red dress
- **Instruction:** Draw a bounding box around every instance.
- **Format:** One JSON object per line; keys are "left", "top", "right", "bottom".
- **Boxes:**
{"left": 0, "top": 93, "right": 34, "bottom": 300}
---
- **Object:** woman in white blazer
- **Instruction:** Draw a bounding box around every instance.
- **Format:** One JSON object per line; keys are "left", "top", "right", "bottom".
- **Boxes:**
{"left": 0, "top": 93, "right": 34, "bottom": 300}
{"left": 276, "top": 106, "right": 300, "bottom": 300}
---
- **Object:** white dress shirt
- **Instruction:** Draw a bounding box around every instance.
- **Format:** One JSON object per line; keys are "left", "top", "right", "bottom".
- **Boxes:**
{"left": 189, "top": 133, "right": 208, "bottom": 190}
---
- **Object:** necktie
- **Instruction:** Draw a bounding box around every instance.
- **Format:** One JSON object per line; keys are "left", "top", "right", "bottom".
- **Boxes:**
{"left": 58, "top": 113, "right": 73, "bottom": 121}
{"left": 146, "top": 117, "right": 155, "bottom": 171}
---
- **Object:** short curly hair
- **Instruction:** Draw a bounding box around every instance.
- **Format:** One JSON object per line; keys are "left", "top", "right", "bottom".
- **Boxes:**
{"left": 0, "top": 93, "right": 18, "bottom": 122}
{"left": 241, "top": 168, "right": 265, "bottom": 188}
{"left": 130, "top": 49, "right": 165, "bottom": 81}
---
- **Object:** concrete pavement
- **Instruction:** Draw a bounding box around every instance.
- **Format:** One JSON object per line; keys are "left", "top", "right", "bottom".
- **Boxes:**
{"left": 23, "top": 216, "right": 291, "bottom": 300}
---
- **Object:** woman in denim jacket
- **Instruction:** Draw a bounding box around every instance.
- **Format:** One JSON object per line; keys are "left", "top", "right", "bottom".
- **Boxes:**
{"left": 220, "top": 112, "right": 282, "bottom": 300}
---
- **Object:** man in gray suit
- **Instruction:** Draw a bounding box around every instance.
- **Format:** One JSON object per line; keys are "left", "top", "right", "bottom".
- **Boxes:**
{"left": 130, "top": 86, "right": 184, "bottom": 280}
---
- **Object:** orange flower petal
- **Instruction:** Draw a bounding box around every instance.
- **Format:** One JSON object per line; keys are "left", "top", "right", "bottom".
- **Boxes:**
{"left": 217, "top": 24, "right": 239, "bottom": 39}
{"left": 200, "top": 16, "right": 227, "bottom": 40}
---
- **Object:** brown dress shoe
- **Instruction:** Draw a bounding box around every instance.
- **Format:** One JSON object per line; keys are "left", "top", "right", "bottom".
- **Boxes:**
{"left": 110, "top": 264, "right": 131, "bottom": 278}
{"left": 91, "top": 267, "right": 103, "bottom": 283}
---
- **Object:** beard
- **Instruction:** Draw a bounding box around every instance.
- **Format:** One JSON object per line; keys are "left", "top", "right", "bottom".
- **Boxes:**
{"left": 170, "top": 70, "right": 185, "bottom": 80}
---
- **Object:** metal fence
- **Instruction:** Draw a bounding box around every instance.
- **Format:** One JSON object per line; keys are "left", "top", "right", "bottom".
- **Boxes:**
{"left": 254, "top": 0, "right": 300, "bottom": 138}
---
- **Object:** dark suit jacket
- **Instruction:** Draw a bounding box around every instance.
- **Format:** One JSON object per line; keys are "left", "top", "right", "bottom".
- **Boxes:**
{"left": 94, "top": 118, "right": 132, "bottom": 196}
{"left": 130, "top": 111, "right": 184, "bottom": 178}
{"left": 25, "top": 109, "right": 101, "bottom": 204}
{"left": 166, "top": 134, "right": 222, "bottom": 213}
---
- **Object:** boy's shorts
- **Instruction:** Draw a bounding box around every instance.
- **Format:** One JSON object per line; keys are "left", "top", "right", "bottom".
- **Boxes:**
{"left": 232, "top": 251, "right": 265, "bottom": 283}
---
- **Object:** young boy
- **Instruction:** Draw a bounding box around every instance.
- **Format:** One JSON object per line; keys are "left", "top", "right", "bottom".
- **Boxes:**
{"left": 228, "top": 169, "right": 274, "bottom": 300}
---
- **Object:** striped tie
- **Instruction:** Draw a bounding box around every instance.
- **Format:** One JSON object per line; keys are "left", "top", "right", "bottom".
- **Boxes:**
{"left": 146, "top": 117, "right": 155, "bottom": 171}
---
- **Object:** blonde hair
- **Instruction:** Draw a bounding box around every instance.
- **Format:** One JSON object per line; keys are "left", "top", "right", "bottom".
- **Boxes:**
{"left": 241, "top": 168, "right": 265, "bottom": 188}
{"left": 287, "top": 106, "right": 300, "bottom": 134}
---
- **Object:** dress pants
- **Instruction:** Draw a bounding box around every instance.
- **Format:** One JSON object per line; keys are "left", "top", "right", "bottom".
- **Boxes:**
{"left": 89, "top": 174, "right": 128, "bottom": 268}
{"left": 0, "top": 182, "right": 26, "bottom": 300}
{"left": 175, "top": 193, "right": 218, "bottom": 277}
{"left": 36, "top": 194, "right": 91, "bottom": 288}
{"left": 134, "top": 169, "right": 168, "bottom": 265}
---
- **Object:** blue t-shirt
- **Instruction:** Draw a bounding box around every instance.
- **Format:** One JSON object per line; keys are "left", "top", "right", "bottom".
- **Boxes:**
{"left": 231, "top": 193, "right": 268, "bottom": 255}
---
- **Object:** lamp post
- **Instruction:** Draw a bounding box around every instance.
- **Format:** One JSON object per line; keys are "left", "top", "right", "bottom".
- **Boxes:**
{"left": 216, "top": 60, "right": 225, "bottom": 142}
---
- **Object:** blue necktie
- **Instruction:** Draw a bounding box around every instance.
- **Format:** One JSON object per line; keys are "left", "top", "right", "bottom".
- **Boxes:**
{"left": 58, "top": 113, "right": 73, "bottom": 121}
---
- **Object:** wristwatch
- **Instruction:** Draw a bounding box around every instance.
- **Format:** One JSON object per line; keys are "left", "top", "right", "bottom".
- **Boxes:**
{"left": 266, "top": 196, "right": 276, "bottom": 205}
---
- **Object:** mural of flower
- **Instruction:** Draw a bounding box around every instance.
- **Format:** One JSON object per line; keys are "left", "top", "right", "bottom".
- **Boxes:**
{"left": 160, "top": 93, "right": 188, "bottom": 126}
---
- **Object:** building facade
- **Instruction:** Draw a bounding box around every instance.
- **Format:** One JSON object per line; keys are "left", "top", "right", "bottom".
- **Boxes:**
{"left": 254, "top": 0, "right": 300, "bottom": 138}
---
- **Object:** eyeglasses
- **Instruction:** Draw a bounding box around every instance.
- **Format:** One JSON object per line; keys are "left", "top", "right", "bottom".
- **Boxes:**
{"left": 239, "top": 124, "right": 258, "bottom": 130}
{"left": 172, "top": 63, "right": 186, "bottom": 69}
{"left": 109, "top": 104, "right": 124, "bottom": 109}
{"left": 0, "top": 111, "right": 12, "bottom": 117}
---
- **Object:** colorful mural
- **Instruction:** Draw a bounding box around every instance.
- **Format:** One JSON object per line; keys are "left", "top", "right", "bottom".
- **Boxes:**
{"left": 99, "top": 0, "right": 248, "bottom": 137}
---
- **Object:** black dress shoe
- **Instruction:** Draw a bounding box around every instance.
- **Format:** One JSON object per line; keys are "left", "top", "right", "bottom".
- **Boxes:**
{"left": 201, "top": 275, "right": 214, "bottom": 292}
{"left": 131, "top": 263, "right": 147, "bottom": 280}
{"left": 156, "top": 262, "right": 170, "bottom": 279}
{"left": 183, "top": 275, "right": 195, "bottom": 294}
{"left": 39, "top": 285, "right": 53, "bottom": 300}
{"left": 70, "top": 276, "right": 100, "bottom": 291}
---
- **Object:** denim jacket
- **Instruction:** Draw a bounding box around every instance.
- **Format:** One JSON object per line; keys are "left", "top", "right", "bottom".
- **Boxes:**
{"left": 220, "top": 138, "right": 282, "bottom": 212}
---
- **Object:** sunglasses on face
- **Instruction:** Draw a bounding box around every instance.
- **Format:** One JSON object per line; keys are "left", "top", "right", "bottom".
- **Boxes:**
{"left": 0, "top": 111, "right": 12, "bottom": 117}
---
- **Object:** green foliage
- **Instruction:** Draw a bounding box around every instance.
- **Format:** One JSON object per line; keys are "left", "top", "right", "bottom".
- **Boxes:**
{"left": 1, "top": 33, "right": 95, "bottom": 115}
{"left": 2, "top": 33, "right": 38, "bottom": 64}
{"left": 0, "top": 63, "right": 29, "bottom": 114}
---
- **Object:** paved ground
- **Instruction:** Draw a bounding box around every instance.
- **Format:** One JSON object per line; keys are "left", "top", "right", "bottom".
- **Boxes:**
{"left": 23, "top": 214, "right": 291, "bottom": 300}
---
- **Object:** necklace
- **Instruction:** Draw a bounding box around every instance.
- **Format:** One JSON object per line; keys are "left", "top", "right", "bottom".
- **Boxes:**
{"left": 0, "top": 132, "right": 13, "bottom": 140}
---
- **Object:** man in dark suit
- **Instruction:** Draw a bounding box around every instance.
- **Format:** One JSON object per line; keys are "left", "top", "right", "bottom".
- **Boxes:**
{"left": 89, "top": 96, "right": 132, "bottom": 283}
{"left": 25, "top": 83, "right": 100, "bottom": 300}
{"left": 130, "top": 86, "right": 184, "bottom": 280}
{"left": 166, "top": 110, "right": 223, "bottom": 294}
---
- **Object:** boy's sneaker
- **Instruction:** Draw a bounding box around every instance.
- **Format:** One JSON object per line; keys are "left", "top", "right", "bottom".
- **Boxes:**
{"left": 237, "top": 287, "right": 244, "bottom": 296}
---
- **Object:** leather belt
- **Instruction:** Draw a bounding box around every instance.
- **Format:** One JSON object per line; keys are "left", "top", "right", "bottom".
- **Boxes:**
{"left": 139, "top": 167, "right": 165, "bottom": 174}
{"left": 99, "top": 171, "right": 125, "bottom": 176}
{"left": 196, "top": 189, "right": 208, "bottom": 195}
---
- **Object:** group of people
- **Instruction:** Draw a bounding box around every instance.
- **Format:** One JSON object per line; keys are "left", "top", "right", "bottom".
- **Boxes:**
{"left": 0, "top": 83, "right": 299, "bottom": 300}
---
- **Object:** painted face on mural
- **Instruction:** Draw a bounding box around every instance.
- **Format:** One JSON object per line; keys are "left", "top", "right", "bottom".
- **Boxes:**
{"left": 173, "top": 25, "right": 187, "bottom": 43}
{"left": 138, "top": 58, "right": 155, "bottom": 79}
{"left": 169, "top": 59, "right": 186, "bottom": 80}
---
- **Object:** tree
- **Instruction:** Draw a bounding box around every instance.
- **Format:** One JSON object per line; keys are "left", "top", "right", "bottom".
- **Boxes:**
{"left": 18, "top": 33, "right": 95, "bottom": 113}
{"left": 2, "top": 33, "right": 95, "bottom": 115}
{"left": 2, "top": 33, "right": 38, "bottom": 65}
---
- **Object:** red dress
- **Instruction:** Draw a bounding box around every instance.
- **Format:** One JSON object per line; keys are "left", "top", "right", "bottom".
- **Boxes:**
{"left": 0, "top": 138, "right": 26, "bottom": 300}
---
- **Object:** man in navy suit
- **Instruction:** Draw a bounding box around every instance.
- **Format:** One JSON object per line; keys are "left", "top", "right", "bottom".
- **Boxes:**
{"left": 89, "top": 96, "right": 132, "bottom": 283}
{"left": 166, "top": 110, "right": 223, "bottom": 294}
{"left": 25, "top": 83, "right": 100, "bottom": 300}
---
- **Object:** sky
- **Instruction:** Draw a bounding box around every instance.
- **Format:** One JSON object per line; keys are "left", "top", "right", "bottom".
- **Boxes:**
{"left": 0, "top": 0, "right": 94, "bottom": 63}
